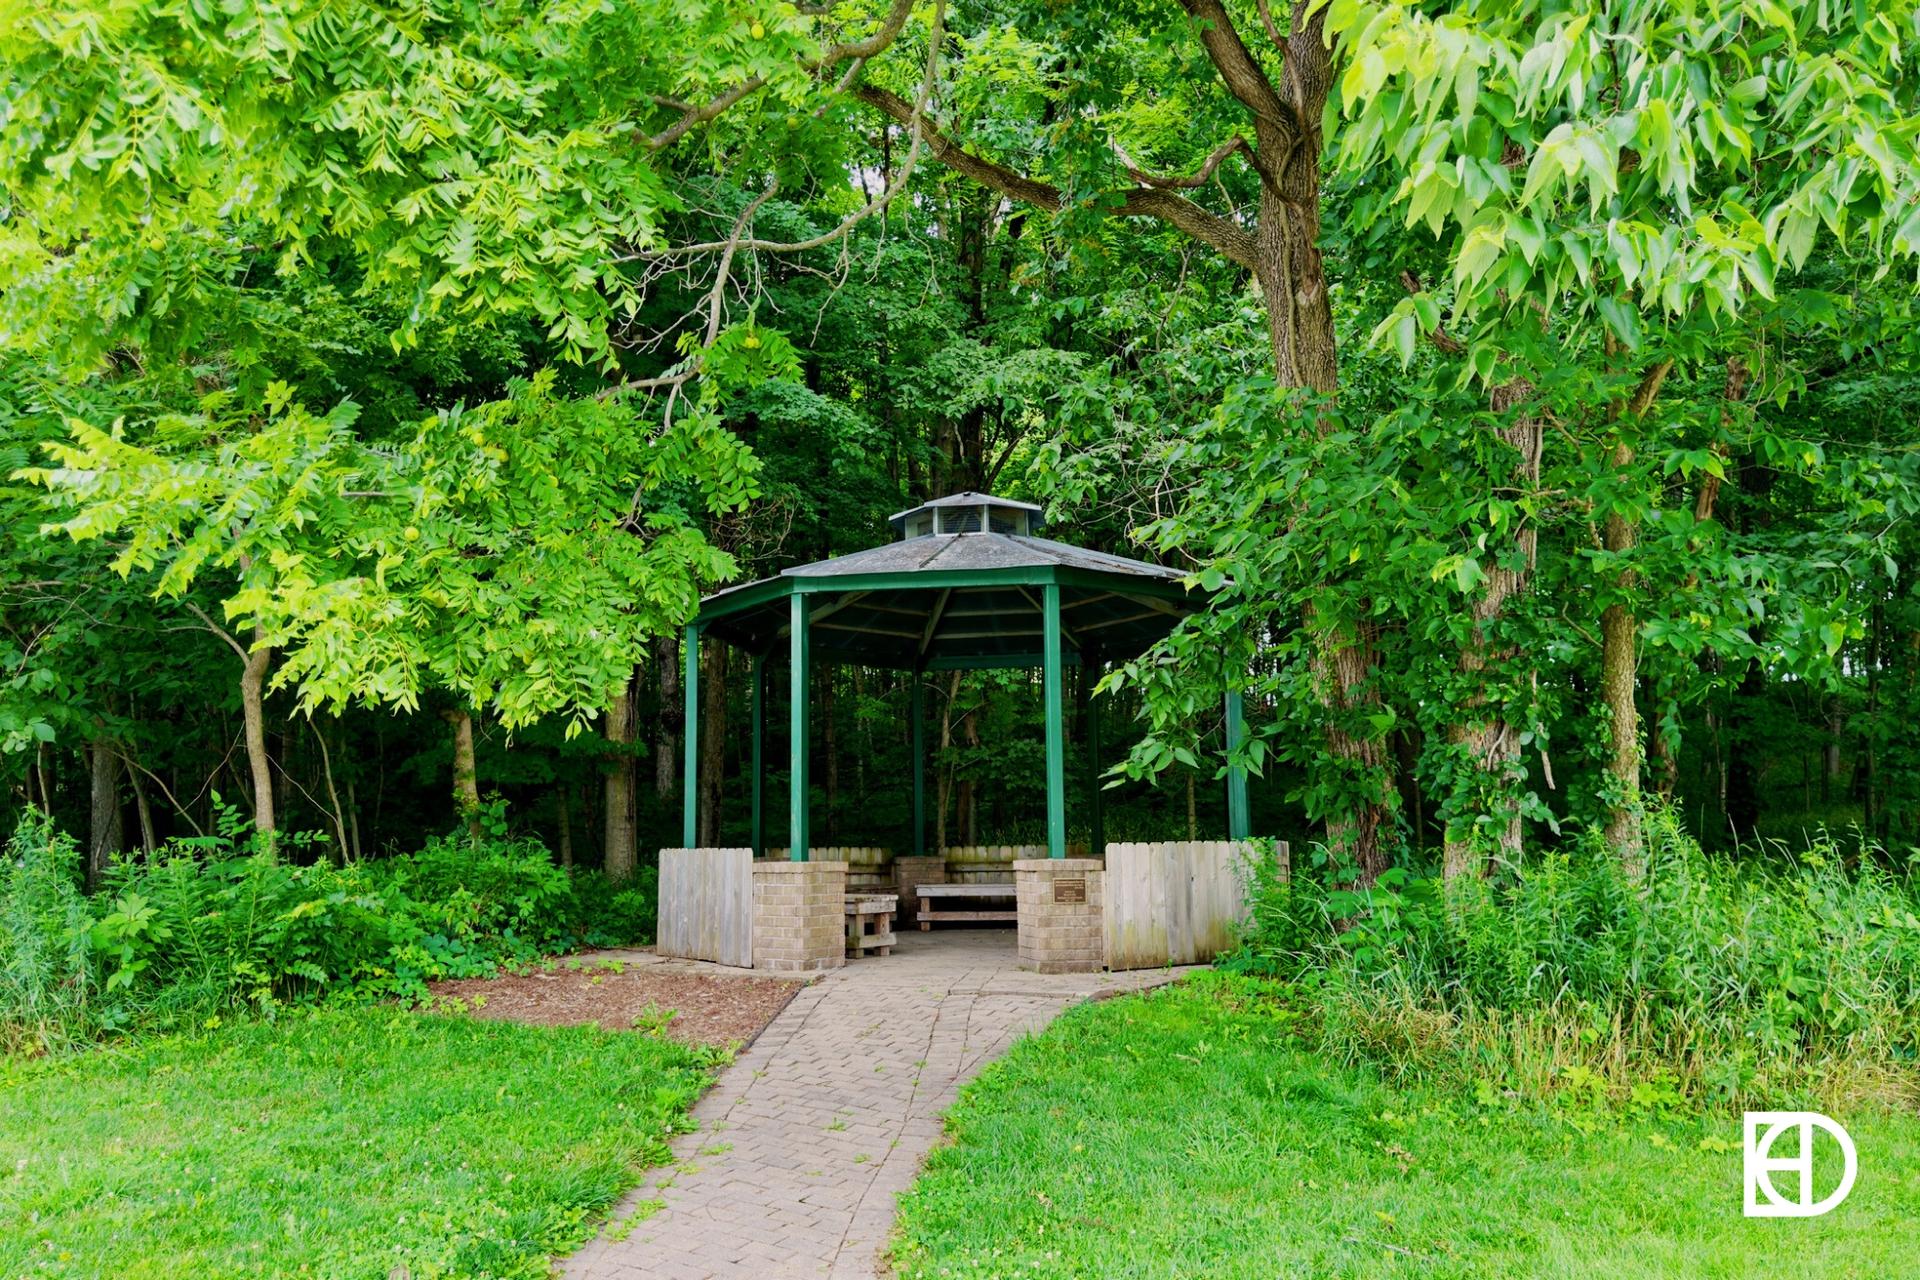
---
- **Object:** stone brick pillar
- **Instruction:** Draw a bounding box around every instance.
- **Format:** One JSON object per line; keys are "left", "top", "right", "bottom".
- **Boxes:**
{"left": 1014, "top": 858, "right": 1105, "bottom": 973}
{"left": 892, "top": 855, "right": 947, "bottom": 931}
{"left": 752, "top": 861, "right": 847, "bottom": 973}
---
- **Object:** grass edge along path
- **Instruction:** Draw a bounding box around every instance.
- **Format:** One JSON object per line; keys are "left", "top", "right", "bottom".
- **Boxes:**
{"left": 1, "top": 1007, "right": 719, "bottom": 1280}
{"left": 892, "top": 973, "right": 1920, "bottom": 1280}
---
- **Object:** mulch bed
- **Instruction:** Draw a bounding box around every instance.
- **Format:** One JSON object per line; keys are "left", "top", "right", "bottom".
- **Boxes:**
{"left": 426, "top": 958, "right": 803, "bottom": 1048}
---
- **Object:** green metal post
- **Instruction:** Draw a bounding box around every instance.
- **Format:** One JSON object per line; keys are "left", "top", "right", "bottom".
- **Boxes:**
{"left": 910, "top": 669, "right": 926, "bottom": 856}
{"left": 750, "top": 650, "right": 766, "bottom": 859}
{"left": 681, "top": 624, "right": 699, "bottom": 848}
{"left": 1043, "top": 582, "right": 1066, "bottom": 858}
{"left": 1086, "top": 660, "right": 1105, "bottom": 859}
{"left": 789, "top": 594, "right": 810, "bottom": 861}
{"left": 1225, "top": 688, "right": 1250, "bottom": 840}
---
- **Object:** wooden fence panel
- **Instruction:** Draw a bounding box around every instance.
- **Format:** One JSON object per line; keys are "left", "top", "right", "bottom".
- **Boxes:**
{"left": 1103, "top": 840, "right": 1286, "bottom": 970}
{"left": 940, "top": 844, "right": 1091, "bottom": 884}
{"left": 657, "top": 847, "right": 753, "bottom": 967}
{"left": 769, "top": 847, "right": 893, "bottom": 894}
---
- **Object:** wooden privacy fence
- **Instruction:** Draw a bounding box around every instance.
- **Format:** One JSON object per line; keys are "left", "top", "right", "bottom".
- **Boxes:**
{"left": 658, "top": 847, "right": 753, "bottom": 967}
{"left": 941, "top": 844, "right": 1090, "bottom": 884}
{"left": 1103, "top": 840, "right": 1285, "bottom": 970}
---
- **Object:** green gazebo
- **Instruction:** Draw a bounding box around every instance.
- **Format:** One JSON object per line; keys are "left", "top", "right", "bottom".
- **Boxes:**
{"left": 679, "top": 492, "right": 1251, "bottom": 859}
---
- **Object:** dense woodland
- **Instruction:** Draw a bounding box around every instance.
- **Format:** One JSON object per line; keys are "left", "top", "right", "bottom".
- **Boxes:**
{"left": 3, "top": 0, "right": 1919, "bottom": 890}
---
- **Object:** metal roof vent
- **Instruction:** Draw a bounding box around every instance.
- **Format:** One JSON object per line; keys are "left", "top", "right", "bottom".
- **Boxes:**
{"left": 888, "top": 491, "right": 1046, "bottom": 541}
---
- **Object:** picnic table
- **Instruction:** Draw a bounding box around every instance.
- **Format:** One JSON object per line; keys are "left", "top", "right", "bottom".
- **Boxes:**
{"left": 916, "top": 882, "right": 1017, "bottom": 930}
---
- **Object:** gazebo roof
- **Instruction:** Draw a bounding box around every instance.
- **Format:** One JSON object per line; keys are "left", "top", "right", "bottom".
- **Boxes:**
{"left": 696, "top": 494, "right": 1203, "bottom": 670}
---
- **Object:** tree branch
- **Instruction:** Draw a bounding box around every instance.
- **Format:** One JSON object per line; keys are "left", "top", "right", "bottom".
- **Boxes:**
{"left": 1626, "top": 359, "right": 1674, "bottom": 417}
{"left": 183, "top": 601, "right": 249, "bottom": 663}
{"left": 1175, "top": 0, "right": 1294, "bottom": 135}
{"left": 1112, "top": 135, "right": 1250, "bottom": 189}
{"left": 853, "top": 85, "right": 1261, "bottom": 271}
{"left": 645, "top": 0, "right": 917, "bottom": 151}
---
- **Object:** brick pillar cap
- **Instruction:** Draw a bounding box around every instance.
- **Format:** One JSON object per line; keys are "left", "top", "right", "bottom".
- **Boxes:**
{"left": 1012, "top": 858, "right": 1104, "bottom": 872}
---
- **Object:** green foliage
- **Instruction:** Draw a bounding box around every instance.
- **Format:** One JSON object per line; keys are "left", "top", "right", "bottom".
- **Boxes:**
{"left": 0, "top": 807, "right": 657, "bottom": 1050}
{"left": 0, "top": 0, "right": 816, "bottom": 364}
{"left": 0, "top": 812, "right": 97, "bottom": 1054}
{"left": 0, "top": 1009, "right": 716, "bottom": 1279}
{"left": 1229, "top": 812, "right": 1920, "bottom": 1105}
{"left": 1332, "top": 0, "right": 1920, "bottom": 343}
{"left": 25, "top": 370, "right": 757, "bottom": 731}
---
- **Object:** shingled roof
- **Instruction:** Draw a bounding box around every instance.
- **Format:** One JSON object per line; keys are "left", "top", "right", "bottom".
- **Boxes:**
{"left": 696, "top": 496, "right": 1202, "bottom": 670}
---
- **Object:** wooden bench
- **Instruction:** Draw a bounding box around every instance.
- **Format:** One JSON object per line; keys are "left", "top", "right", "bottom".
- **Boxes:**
{"left": 917, "top": 882, "right": 1017, "bottom": 930}
{"left": 845, "top": 894, "right": 897, "bottom": 958}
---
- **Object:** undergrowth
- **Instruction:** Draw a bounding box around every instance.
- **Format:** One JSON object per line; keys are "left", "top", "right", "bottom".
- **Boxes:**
{"left": 1227, "top": 810, "right": 1920, "bottom": 1113}
{"left": 0, "top": 802, "right": 657, "bottom": 1054}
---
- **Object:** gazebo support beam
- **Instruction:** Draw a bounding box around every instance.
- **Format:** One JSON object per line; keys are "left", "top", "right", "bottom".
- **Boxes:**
{"left": 1225, "top": 688, "right": 1250, "bottom": 840}
{"left": 682, "top": 623, "right": 700, "bottom": 848}
{"left": 789, "top": 594, "right": 810, "bottom": 861}
{"left": 1043, "top": 583, "right": 1067, "bottom": 858}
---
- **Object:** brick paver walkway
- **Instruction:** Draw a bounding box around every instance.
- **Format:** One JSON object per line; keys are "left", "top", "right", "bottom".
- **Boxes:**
{"left": 563, "top": 930, "right": 1187, "bottom": 1280}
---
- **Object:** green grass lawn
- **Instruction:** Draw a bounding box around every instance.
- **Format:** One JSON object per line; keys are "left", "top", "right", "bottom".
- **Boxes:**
{"left": 1, "top": 1008, "right": 716, "bottom": 1279}
{"left": 894, "top": 975, "right": 1920, "bottom": 1280}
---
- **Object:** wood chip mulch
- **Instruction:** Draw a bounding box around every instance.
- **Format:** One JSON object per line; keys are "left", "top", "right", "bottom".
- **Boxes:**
{"left": 426, "top": 957, "right": 804, "bottom": 1048}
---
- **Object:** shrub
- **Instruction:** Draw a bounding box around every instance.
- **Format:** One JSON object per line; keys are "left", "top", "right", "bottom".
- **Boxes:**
{"left": 569, "top": 866, "right": 659, "bottom": 949}
{"left": 1, "top": 804, "right": 662, "bottom": 1049}
{"left": 0, "top": 811, "right": 97, "bottom": 1054}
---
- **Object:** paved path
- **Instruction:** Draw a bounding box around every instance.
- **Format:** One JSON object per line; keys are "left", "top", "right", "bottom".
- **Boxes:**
{"left": 564, "top": 931, "right": 1187, "bottom": 1280}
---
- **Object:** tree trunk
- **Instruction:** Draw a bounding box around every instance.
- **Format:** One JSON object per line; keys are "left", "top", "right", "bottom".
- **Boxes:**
{"left": 313, "top": 720, "right": 352, "bottom": 861}
{"left": 697, "top": 643, "right": 727, "bottom": 845}
{"left": 1252, "top": 7, "right": 1339, "bottom": 394}
{"left": 442, "top": 708, "right": 480, "bottom": 837}
{"left": 1824, "top": 695, "right": 1843, "bottom": 803}
{"left": 556, "top": 786, "right": 574, "bottom": 868}
{"left": 239, "top": 628, "right": 275, "bottom": 839}
{"left": 1443, "top": 380, "right": 1541, "bottom": 880}
{"left": 959, "top": 683, "right": 980, "bottom": 845}
{"left": 652, "top": 633, "right": 679, "bottom": 807}
{"left": 1724, "top": 654, "right": 1765, "bottom": 841}
{"left": 125, "top": 752, "right": 157, "bottom": 853}
{"left": 1601, "top": 439, "right": 1644, "bottom": 873}
{"left": 935, "top": 671, "right": 961, "bottom": 850}
{"left": 87, "top": 735, "right": 124, "bottom": 890}
{"left": 1649, "top": 703, "right": 1680, "bottom": 800}
{"left": 1866, "top": 600, "right": 1882, "bottom": 839}
{"left": 347, "top": 777, "right": 363, "bottom": 861}
{"left": 822, "top": 665, "right": 839, "bottom": 840}
{"left": 1391, "top": 727, "right": 1427, "bottom": 847}
{"left": 1257, "top": 10, "right": 1394, "bottom": 883}
{"left": 1600, "top": 361, "right": 1672, "bottom": 874}
{"left": 604, "top": 669, "right": 639, "bottom": 880}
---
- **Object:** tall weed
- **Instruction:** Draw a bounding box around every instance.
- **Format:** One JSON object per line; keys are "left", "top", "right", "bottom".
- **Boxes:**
{"left": 0, "top": 812, "right": 97, "bottom": 1053}
{"left": 1229, "top": 811, "right": 1920, "bottom": 1109}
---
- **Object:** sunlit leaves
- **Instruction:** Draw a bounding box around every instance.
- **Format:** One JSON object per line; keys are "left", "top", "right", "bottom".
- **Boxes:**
{"left": 0, "top": 0, "right": 874, "bottom": 366}
{"left": 1318, "top": 0, "right": 1920, "bottom": 359}
{"left": 25, "top": 372, "right": 761, "bottom": 733}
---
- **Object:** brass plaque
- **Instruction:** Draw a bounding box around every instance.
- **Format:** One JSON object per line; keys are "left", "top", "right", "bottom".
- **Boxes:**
{"left": 1053, "top": 878, "right": 1087, "bottom": 905}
